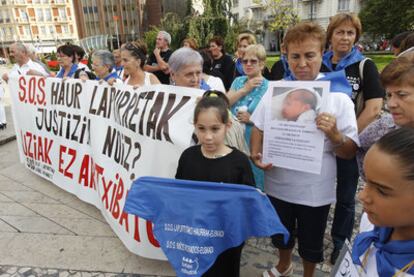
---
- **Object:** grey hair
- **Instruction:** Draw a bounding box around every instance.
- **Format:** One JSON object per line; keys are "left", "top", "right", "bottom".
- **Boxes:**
{"left": 92, "top": 50, "right": 115, "bottom": 70}
{"left": 158, "top": 31, "right": 171, "bottom": 45}
{"left": 12, "top": 42, "right": 28, "bottom": 53}
{"left": 168, "top": 47, "right": 203, "bottom": 73}
{"left": 25, "top": 44, "right": 36, "bottom": 55}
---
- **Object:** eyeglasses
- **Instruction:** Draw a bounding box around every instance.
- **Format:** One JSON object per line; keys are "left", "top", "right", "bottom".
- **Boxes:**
{"left": 242, "top": 59, "right": 259, "bottom": 65}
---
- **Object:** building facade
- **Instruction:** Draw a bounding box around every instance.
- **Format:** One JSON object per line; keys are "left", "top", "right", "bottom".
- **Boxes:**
{"left": 231, "top": 0, "right": 362, "bottom": 51}
{"left": 72, "top": 0, "right": 147, "bottom": 51}
{"left": 0, "top": 0, "right": 79, "bottom": 56}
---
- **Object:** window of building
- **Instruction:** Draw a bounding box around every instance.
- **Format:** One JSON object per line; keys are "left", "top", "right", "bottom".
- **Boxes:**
{"left": 49, "top": 25, "right": 54, "bottom": 35}
{"left": 40, "top": 26, "right": 47, "bottom": 35}
{"left": 233, "top": 0, "right": 239, "bottom": 7}
{"left": 20, "top": 9, "right": 28, "bottom": 21}
{"left": 58, "top": 7, "right": 66, "bottom": 20}
{"left": 45, "top": 9, "right": 51, "bottom": 21}
{"left": 42, "top": 0, "right": 49, "bottom": 3}
{"left": 36, "top": 8, "right": 44, "bottom": 21}
{"left": 24, "top": 25, "right": 31, "bottom": 36}
{"left": 62, "top": 24, "right": 69, "bottom": 33}
{"left": 338, "top": 0, "right": 350, "bottom": 11}
{"left": 309, "top": 1, "right": 317, "bottom": 18}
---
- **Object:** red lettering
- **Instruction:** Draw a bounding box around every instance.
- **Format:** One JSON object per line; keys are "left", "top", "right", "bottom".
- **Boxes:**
{"left": 28, "top": 77, "right": 36, "bottom": 104}
{"left": 78, "top": 155, "right": 90, "bottom": 187}
{"left": 119, "top": 211, "right": 129, "bottom": 233}
{"left": 18, "top": 77, "right": 26, "bottom": 102}
{"left": 37, "top": 77, "right": 46, "bottom": 105}
{"left": 134, "top": 216, "right": 140, "bottom": 242}
{"left": 146, "top": 221, "right": 160, "bottom": 247}
{"left": 101, "top": 177, "right": 113, "bottom": 209}
{"left": 58, "top": 145, "right": 76, "bottom": 179}
{"left": 111, "top": 175, "right": 124, "bottom": 219}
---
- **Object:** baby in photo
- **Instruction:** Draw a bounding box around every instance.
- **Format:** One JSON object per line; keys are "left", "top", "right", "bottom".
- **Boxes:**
{"left": 281, "top": 88, "right": 319, "bottom": 123}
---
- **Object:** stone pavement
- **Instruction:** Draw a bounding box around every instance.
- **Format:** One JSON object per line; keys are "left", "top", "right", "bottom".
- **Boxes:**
{"left": 0, "top": 67, "right": 364, "bottom": 276}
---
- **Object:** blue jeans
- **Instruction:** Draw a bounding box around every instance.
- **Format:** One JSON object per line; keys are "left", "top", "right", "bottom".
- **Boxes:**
{"left": 331, "top": 157, "right": 359, "bottom": 249}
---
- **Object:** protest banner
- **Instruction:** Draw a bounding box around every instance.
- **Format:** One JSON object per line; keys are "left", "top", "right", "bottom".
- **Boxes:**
{"left": 8, "top": 76, "right": 202, "bottom": 260}
{"left": 262, "top": 81, "right": 330, "bottom": 174}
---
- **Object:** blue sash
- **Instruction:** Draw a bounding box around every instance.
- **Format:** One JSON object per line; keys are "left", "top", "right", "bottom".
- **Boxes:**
{"left": 56, "top": 63, "right": 78, "bottom": 78}
{"left": 124, "top": 176, "right": 289, "bottom": 277}
{"left": 200, "top": 79, "right": 211, "bottom": 90}
{"left": 352, "top": 227, "right": 414, "bottom": 276}
{"left": 115, "top": 65, "right": 124, "bottom": 78}
{"left": 285, "top": 70, "right": 352, "bottom": 96}
{"left": 322, "top": 46, "right": 365, "bottom": 71}
{"left": 235, "top": 58, "right": 245, "bottom": 76}
{"left": 96, "top": 71, "right": 119, "bottom": 81}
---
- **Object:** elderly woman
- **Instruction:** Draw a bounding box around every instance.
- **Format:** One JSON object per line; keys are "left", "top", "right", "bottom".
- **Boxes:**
{"left": 121, "top": 41, "right": 160, "bottom": 87}
{"left": 357, "top": 56, "right": 414, "bottom": 181}
{"left": 169, "top": 47, "right": 249, "bottom": 155}
{"left": 250, "top": 22, "right": 358, "bottom": 277}
{"left": 56, "top": 44, "right": 78, "bottom": 78}
{"left": 87, "top": 50, "right": 119, "bottom": 83}
{"left": 321, "top": 13, "right": 385, "bottom": 263}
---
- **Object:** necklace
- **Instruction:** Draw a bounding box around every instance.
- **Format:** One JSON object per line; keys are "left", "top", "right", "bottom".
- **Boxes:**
{"left": 201, "top": 146, "right": 231, "bottom": 159}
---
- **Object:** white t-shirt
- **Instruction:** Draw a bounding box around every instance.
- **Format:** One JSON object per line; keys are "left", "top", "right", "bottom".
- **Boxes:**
{"left": 205, "top": 75, "right": 226, "bottom": 93}
{"left": 251, "top": 92, "right": 359, "bottom": 207}
{"left": 9, "top": 59, "right": 48, "bottom": 78}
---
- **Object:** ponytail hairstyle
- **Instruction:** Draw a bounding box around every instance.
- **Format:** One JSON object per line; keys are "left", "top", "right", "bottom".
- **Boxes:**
{"left": 193, "top": 90, "right": 230, "bottom": 124}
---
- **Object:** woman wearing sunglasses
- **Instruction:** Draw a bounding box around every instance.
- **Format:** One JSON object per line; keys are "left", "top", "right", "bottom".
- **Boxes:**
{"left": 227, "top": 44, "right": 269, "bottom": 190}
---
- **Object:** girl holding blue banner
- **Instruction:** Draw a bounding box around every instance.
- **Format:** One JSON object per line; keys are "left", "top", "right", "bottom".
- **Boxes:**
{"left": 352, "top": 127, "right": 414, "bottom": 276}
{"left": 176, "top": 90, "right": 255, "bottom": 277}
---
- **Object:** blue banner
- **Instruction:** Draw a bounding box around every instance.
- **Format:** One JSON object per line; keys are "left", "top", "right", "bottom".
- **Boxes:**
{"left": 124, "top": 176, "right": 289, "bottom": 277}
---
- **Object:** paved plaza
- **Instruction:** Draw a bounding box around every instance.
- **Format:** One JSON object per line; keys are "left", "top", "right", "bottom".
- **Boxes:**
{"left": 0, "top": 66, "right": 364, "bottom": 277}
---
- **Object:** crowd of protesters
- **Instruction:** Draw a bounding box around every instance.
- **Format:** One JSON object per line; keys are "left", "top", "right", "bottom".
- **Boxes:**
{"left": 1, "top": 11, "right": 414, "bottom": 277}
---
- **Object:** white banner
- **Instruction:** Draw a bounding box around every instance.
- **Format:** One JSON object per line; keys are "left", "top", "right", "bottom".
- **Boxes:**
{"left": 9, "top": 76, "right": 203, "bottom": 260}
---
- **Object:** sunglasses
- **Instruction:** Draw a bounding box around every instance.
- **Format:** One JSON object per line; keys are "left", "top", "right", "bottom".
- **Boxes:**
{"left": 242, "top": 59, "right": 259, "bottom": 65}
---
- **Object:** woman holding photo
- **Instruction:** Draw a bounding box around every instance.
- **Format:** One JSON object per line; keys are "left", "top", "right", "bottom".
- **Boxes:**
{"left": 250, "top": 22, "right": 359, "bottom": 277}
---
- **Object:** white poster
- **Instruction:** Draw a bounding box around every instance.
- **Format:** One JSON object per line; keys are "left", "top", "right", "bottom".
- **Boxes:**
{"left": 263, "top": 81, "right": 330, "bottom": 174}
{"left": 9, "top": 76, "right": 203, "bottom": 260}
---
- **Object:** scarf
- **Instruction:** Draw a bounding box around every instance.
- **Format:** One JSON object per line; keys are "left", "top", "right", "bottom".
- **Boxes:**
{"left": 352, "top": 227, "right": 414, "bottom": 276}
{"left": 124, "top": 176, "right": 289, "bottom": 277}
{"left": 96, "top": 71, "right": 119, "bottom": 81}
{"left": 322, "top": 46, "right": 365, "bottom": 71}
{"left": 200, "top": 79, "right": 211, "bottom": 90}
{"left": 56, "top": 63, "right": 78, "bottom": 78}
{"left": 285, "top": 70, "right": 352, "bottom": 96}
{"left": 235, "top": 58, "right": 245, "bottom": 76}
{"left": 280, "top": 54, "right": 291, "bottom": 79}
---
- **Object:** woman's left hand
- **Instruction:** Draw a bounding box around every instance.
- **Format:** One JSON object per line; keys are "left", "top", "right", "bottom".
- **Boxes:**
{"left": 316, "top": 112, "right": 340, "bottom": 141}
{"left": 237, "top": 111, "right": 251, "bottom": 124}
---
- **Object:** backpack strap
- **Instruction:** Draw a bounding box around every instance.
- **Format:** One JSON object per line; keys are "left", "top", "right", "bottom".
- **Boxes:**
{"left": 358, "top": 57, "right": 370, "bottom": 86}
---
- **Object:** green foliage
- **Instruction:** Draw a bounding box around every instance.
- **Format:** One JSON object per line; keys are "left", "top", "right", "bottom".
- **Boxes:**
{"left": 160, "top": 13, "right": 189, "bottom": 50}
{"left": 359, "top": 0, "right": 414, "bottom": 39}
{"left": 143, "top": 26, "right": 160, "bottom": 53}
{"left": 142, "top": 0, "right": 237, "bottom": 52}
{"left": 261, "top": 0, "right": 299, "bottom": 32}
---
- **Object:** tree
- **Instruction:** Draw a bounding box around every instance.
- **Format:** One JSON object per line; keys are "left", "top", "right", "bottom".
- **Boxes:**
{"left": 359, "top": 0, "right": 414, "bottom": 39}
{"left": 253, "top": 0, "right": 300, "bottom": 51}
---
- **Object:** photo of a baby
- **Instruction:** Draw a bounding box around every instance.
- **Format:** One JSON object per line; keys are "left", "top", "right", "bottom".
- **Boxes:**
{"left": 272, "top": 87, "right": 322, "bottom": 123}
